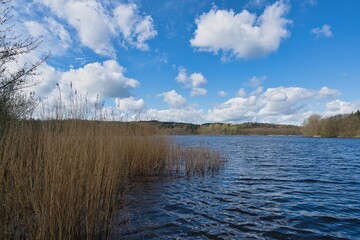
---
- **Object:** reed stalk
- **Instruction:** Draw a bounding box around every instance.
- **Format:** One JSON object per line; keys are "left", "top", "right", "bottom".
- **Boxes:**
{"left": 0, "top": 120, "right": 225, "bottom": 239}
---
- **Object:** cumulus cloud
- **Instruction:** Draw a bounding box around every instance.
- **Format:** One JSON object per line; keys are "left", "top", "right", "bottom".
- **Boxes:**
{"left": 144, "top": 108, "right": 206, "bottom": 123}
{"left": 124, "top": 86, "right": 347, "bottom": 125}
{"left": 36, "top": 0, "right": 156, "bottom": 55}
{"left": 157, "top": 90, "right": 187, "bottom": 109}
{"left": 176, "top": 68, "right": 207, "bottom": 96}
{"left": 115, "top": 97, "right": 145, "bottom": 112}
{"left": 190, "top": 1, "right": 290, "bottom": 60}
{"left": 49, "top": 0, "right": 115, "bottom": 55}
{"left": 113, "top": 3, "right": 157, "bottom": 50}
{"left": 324, "top": 100, "right": 360, "bottom": 116}
{"left": 176, "top": 69, "right": 207, "bottom": 88}
{"left": 263, "top": 87, "right": 314, "bottom": 102}
{"left": 311, "top": 24, "right": 333, "bottom": 38}
{"left": 319, "top": 87, "right": 340, "bottom": 98}
{"left": 28, "top": 60, "right": 140, "bottom": 102}
{"left": 208, "top": 86, "right": 341, "bottom": 124}
{"left": 60, "top": 60, "right": 139, "bottom": 99}
{"left": 208, "top": 95, "right": 259, "bottom": 122}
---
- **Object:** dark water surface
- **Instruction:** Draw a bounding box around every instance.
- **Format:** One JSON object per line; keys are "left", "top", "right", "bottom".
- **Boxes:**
{"left": 117, "top": 136, "right": 360, "bottom": 239}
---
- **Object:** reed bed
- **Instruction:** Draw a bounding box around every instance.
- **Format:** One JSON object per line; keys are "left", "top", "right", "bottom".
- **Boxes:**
{"left": 0, "top": 120, "right": 225, "bottom": 239}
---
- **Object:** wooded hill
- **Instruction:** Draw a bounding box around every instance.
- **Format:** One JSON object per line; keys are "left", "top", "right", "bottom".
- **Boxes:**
{"left": 143, "top": 121, "right": 302, "bottom": 136}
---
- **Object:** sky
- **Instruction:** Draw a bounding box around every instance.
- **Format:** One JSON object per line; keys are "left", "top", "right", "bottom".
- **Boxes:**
{"left": 9, "top": 0, "right": 360, "bottom": 125}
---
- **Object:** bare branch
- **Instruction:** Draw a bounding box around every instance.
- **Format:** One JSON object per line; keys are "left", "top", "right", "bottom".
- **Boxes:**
{"left": 0, "top": 0, "right": 50, "bottom": 126}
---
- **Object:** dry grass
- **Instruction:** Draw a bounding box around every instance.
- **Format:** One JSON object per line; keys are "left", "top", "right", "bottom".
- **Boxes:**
{"left": 168, "top": 146, "right": 225, "bottom": 176}
{"left": 0, "top": 120, "right": 225, "bottom": 239}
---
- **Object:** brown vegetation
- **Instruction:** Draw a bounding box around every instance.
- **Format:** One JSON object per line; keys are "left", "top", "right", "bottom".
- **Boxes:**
{"left": 0, "top": 120, "right": 225, "bottom": 239}
{"left": 198, "top": 122, "right": 301, "bottom": 135}
{"left": 302, "top": 111, "right": 360, "bottom": 138}
{"left": 150, "top": 121, "right": 301, "bottom": 136}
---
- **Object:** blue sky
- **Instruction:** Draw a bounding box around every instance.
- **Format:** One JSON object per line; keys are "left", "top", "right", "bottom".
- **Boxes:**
{"left": 11, "top": 0, "right": 360, "bottom": 124}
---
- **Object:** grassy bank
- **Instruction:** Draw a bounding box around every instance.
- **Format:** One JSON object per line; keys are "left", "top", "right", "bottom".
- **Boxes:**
{"left": 0, "top": 120, "right": 224, "bottom": 239}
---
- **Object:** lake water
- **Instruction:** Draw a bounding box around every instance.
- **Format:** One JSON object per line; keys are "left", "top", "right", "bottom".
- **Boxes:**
{"left": 117, "top": 136, "right": 360, "bottom": 239}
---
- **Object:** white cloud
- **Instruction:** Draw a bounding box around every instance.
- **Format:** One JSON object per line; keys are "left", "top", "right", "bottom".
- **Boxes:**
{"left": 24, "top": 18, "right": 72, "bottom": 55}
{"left": 176, "top": 68, "right": 188, "bottom": 84}
{"left": 176, "top": 69, "right": 207, "bottom": 88}
{"left": 144, "top": 108, "right": 206, "bottom": 123}
{"left": 263, "top": 87, "right": 314, "bottom": 102}
{"left": 114, "top": 3, "right": 137, "bottom": 39}
{"left": 28, "top": 60, "right": 139, "bottom": 102}
{"left": 60, "top": 60, "right": 139, "bottom": 99}
{"left": 246, "top": 75, "right": 266, "bottom": 87}
{"left": 207, "top": 86, "right": 341, "bottom": 124}
{"left": 115, "top": 97, "right": 145, "bottom": 112}
{"left": 28, "top": 63, "right": 61, "bottom": 97}
{"left": 114, "top": 3, "right": 157, "bottom": 51}
{"left": 218, "top": 90, "right": 227, "bottom": 97}
{"left": 61, "top": 1, "right": 115, "bottom": 55}
{"left": 189, "top": 73, "right": 207, "bottom": 88}
{"left": 46, "top": 17, "right": 72, "bottom": 51}
{"left": 176, "top": 68, "right": 207, "bottom": 96}
{"left": 207, "top": 96, "right": 259, "bottom": 122}
{"left": 191, "top": 87, "right": 207, "bottom": 97}
{"left": 158, "top": 90, "right": 187, "bottom": 109}
{"left": 36, "top": 0, "right": 157, "bottom": 55}
{"left": 324, "top": 100, "right": 360, "bottom": 116}
{"left": 311, "top": 24, "right": 333, "bottom": 38}
{"left": 250, "top": 86, "right": 264, "bottom": 95}
{"left": 24, "top": 20, "right": 47, "bottom": 37}
{"left": 237, "top": 88, "right": 247, "bottom": 97}
{"left": 190, "top": 1, "right": 290, "bottom": 60}
{"left": 9, "top": 55, "right": 144, "bottom": 120}
{"left": 265, "top": 89, "right": 287, "bottom": 102}
{"left": 258, "top": 98, "right": 305, "bottom": 116}
{"left": 319, "top": 87, "right": 340, "bottom": 98}
{"left": 121, "top": 86, "right": 349, "bottom": 125}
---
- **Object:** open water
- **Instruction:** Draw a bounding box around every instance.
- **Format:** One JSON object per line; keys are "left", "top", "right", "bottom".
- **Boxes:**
{"left": 118, "top": 136, "right": 360, "bottom": 239}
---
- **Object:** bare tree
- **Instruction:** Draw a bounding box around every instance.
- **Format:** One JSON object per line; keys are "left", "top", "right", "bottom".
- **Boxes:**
{"left": 302, "top": 114, "right": 322, "bottom": 136}
{"left": 0, "top": 0, "right": 49, "bottom": 132}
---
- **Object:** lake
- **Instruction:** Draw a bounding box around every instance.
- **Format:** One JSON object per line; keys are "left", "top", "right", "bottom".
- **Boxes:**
{"left": 117, "top": 136, "right": 360, "bottom": 239}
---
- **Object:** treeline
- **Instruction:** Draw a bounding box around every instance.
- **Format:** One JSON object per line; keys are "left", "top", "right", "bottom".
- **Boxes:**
{"left": 302, "top": 110, "right": 360, "bottom": 138}
{"left": 145, "top": 121, "right": 301, "bottom": 136}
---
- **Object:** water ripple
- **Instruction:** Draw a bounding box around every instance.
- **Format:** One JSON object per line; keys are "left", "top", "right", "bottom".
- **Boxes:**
{"left": 115, "top": 136, "right": 360, "bottom": 239}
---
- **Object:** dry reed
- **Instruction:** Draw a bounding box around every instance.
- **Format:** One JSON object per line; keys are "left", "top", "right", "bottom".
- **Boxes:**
{"left": 0, "top": 120, "right": 225, "bottom": 239}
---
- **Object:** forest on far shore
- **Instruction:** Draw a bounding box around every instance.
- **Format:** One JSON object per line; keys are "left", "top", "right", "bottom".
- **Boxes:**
{"left": 144, "top": 121, "right": 302, "bottom": 136}
{"left": 302, "top": 110, "right": 360, "bottom": 138}
{"left": 142, "top": 111, "right": 360, "bottom": 138}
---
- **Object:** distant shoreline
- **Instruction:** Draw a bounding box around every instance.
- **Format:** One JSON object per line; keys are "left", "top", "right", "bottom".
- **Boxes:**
{"left": 134, "top": 120, "right": 302, "bottom": 136}
{"left": 23, "top": 118, "right": 360, "bottom": 138}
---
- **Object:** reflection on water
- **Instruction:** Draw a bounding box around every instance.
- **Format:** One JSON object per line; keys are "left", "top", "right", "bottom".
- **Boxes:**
{"left": 115, "top": 136, "right": 360, "bottom": 239}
